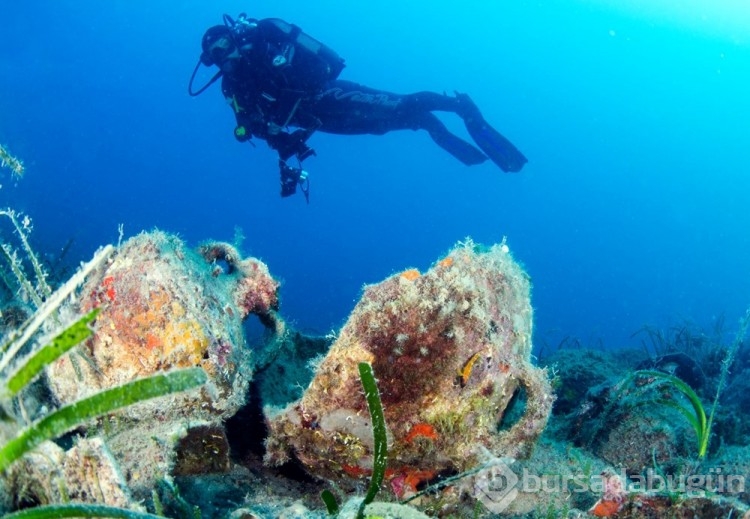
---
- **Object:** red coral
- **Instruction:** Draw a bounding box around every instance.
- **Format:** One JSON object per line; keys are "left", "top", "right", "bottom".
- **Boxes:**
{"left": 102, "top": 276, "right": 116, "bottom": 301}
{"left": 405, "top": 423, "right": 439, "bottom": 443}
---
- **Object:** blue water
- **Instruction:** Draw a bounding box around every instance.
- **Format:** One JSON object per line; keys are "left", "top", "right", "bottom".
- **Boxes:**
{"left": 2, "top": 1, "right": 749, "bottom": 350}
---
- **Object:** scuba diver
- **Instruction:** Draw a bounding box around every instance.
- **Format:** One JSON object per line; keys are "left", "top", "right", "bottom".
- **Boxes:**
{"left": 189, "top": 14, "right": 528, "bottom": 201}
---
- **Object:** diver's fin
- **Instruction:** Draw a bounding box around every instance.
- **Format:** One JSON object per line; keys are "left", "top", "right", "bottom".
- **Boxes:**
{"left": 466, "top": 121, "right": 528, "bottom": 172}
{"left": 429, "top": 128, "right": 488, "bottom": 166}
{"left": 456, "top": 93, "right": 528, "bottom": 173}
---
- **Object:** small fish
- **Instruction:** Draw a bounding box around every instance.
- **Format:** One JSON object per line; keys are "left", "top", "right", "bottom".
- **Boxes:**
{"left": 457, "top": 351, "right": 482, "bottom": 388}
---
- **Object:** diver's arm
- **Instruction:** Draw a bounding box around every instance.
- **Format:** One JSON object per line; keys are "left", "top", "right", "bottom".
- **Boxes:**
{"left": 222, "top": 79, "right": 266, "bottom": 143}
{"left": 233, "top": 109, "right": 268, "bottom": 143}
{"left": 265, "top": 128, "right": 315, "bottom": 162}
{"left": 229, "top": 102, "right": 315, "bottom": 162}
{"left": 222, "top": 71, "right": 315, "bottom": 163}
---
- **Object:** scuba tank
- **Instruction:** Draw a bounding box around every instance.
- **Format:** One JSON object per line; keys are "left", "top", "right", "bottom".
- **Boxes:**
{"left": 258, "top": 18, "right": 345, "bottom": 92}
{"left": 262, "top": 18, "right": 345, "bottom": 87}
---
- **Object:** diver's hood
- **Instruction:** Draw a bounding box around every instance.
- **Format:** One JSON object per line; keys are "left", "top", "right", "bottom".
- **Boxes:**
{"left": 188, "top": 13, "right": 257, "bottom": 97}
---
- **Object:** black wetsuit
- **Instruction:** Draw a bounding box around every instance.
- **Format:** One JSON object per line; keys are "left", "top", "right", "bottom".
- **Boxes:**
{"left": 220, "top": 19, "right": 486, "bottom": 166}
{"left": 306, "top": 81, "right": 488, "bottom": 165}
{"left": 217, "top": 17, "right": 525, "bottom": 188}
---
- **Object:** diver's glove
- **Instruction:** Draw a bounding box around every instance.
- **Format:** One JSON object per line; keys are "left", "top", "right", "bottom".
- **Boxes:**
{"left": 234, "top": 125, "right": 252, "bottom": 142}
{"left": 279, "top": 160, "right": 310, "bottom": 202}
{"left": 276, "top": 129, "right": 317, "bottom": 162}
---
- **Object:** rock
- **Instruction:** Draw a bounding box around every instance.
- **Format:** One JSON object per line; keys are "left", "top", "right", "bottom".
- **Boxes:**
{"left": 46, "top": 231, "right": 280, "bottom": 495}
{"left": 265, "top": 239, "right": 554, "bottom": 504}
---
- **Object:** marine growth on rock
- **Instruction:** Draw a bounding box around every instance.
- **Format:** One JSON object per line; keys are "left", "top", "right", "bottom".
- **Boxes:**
{"left": 265, "top": 239, "right": 554, "bottom": 503}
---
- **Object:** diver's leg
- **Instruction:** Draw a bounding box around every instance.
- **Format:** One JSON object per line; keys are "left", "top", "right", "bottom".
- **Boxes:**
{"left": 311, "top": 80, "right": 409, "bottom": 134}
{"left": 311, "top": 81, "right": 487, "bottom": 165}
{"left": 454, "top": 93, "right": 528, "bottom": 173}
{"left": 399, "top": 91, "right": 464, "bottom": 113}
{"left": 390, "top": 90, "right": 528, "bottom": 172}
{"left": 312, "top": 82, "right": 465, "bottom": 133}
